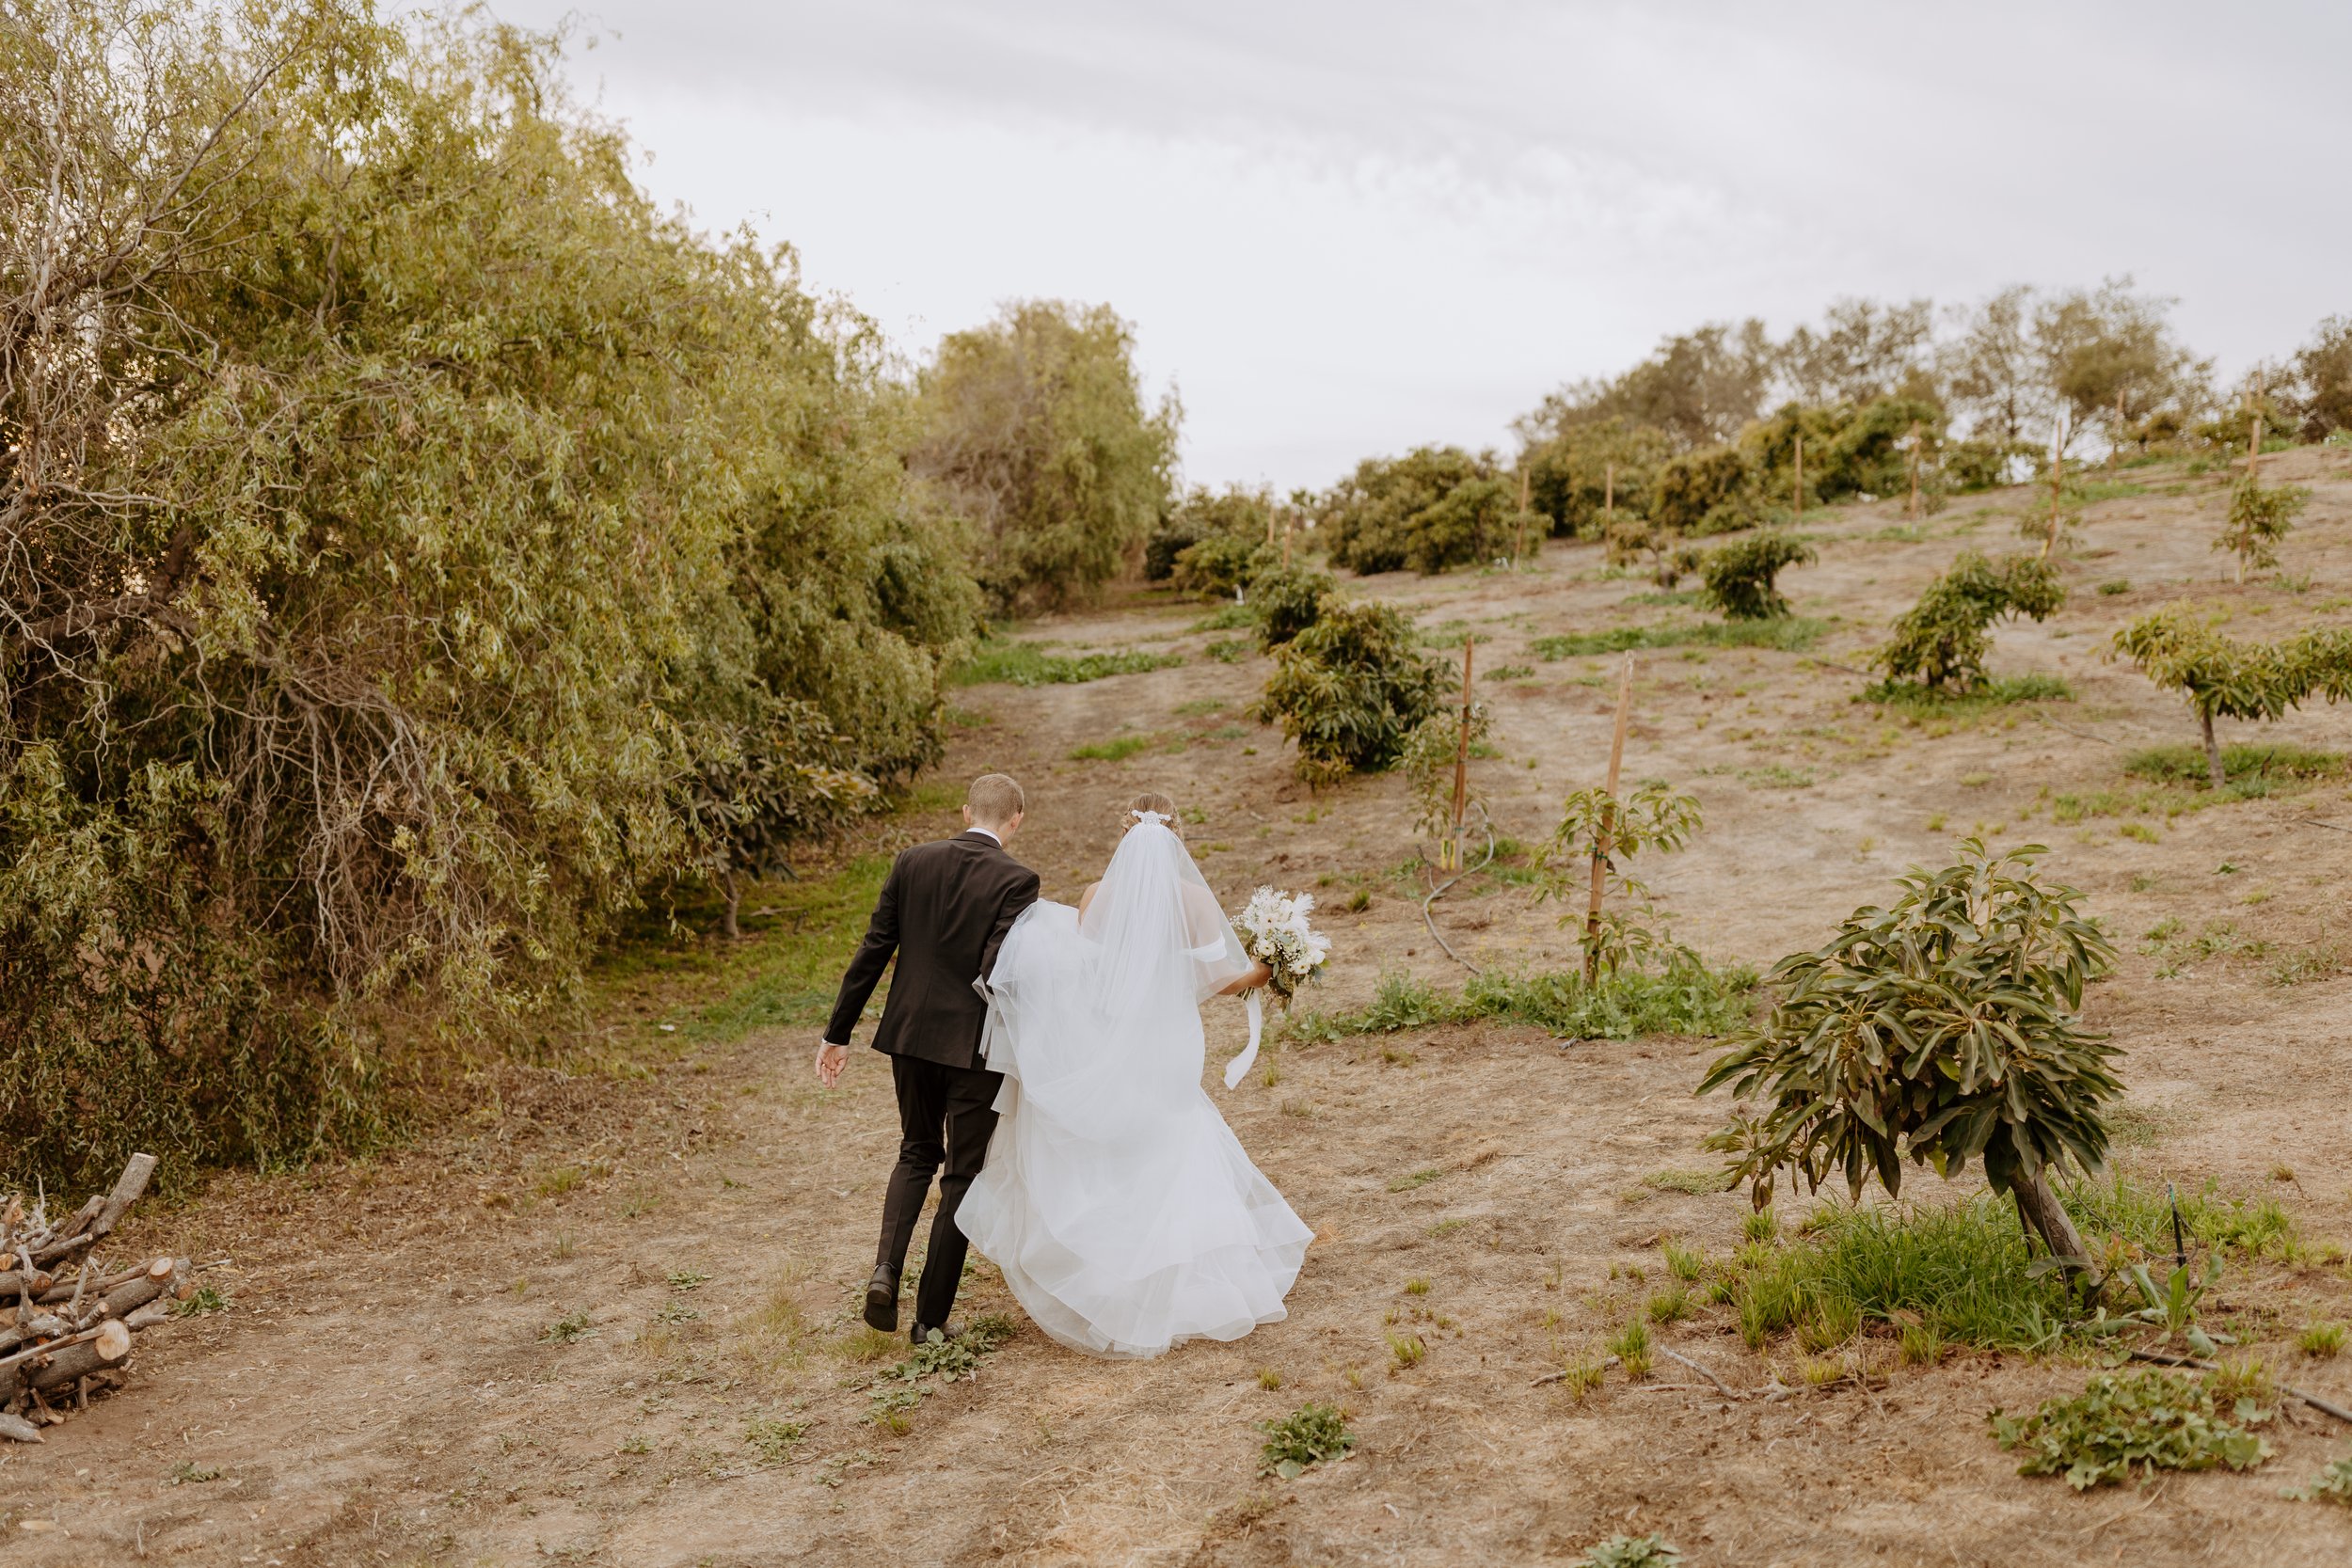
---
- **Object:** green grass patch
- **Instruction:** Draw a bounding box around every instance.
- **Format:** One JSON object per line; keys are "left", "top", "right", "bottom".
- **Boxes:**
{"left": 1533, "top": 618, "right": 1827, "bottom": 660}
{"left": 672, "top": 854, "right": 893, "bottom": 1042}
{"left": 2123, "top": 743, "right": 2345, "bottom": 789}
{"left": 1189, "top": 603, "right": 1255, "bottom": 632}
{"left": 952, "top": 639, "right": 1184, "bottom": 687}
{"left": 1282, "top": 960, "right": 1755, "bottom": 1047}
{"left": 1070, "top": 734, "right": 1157, "bottom": 762}
{"left": 1204, "top": 638, "right": 1249, "bottom": 663}
{"left": 1861, "top": 673, "right": 2074, "bottom": 719}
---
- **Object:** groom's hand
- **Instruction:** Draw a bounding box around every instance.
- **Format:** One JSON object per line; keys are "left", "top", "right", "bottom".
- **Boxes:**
{"left": 815, "top": 1040, "right": 849, "bottom": 1088}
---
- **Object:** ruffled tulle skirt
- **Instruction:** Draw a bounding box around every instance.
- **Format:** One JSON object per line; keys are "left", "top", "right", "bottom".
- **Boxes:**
{"left": 955, "top": 903, "right": 1311, "bottom": 1359}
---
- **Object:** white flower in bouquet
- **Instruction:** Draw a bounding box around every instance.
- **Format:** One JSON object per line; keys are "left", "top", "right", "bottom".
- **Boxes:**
{"left": 1234, "top": 886, "right": 1331, "bottom": 1003}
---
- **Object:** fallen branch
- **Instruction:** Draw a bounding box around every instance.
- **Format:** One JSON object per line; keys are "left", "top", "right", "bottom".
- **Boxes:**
{"left": 2294, "top": 818, "right": 2352, "bottom": 835}
{"left": 2127, "top": 1347, "right": 2352, "bottom": 1425}
{"left": 1659, "top": 1346, "right": 1745, "bottom": 1401}
{"left": 2032, "top": 711, "right": 2119, "bottom": 747}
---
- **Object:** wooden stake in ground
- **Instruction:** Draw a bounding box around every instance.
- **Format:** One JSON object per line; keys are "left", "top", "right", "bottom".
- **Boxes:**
{"left": 1791, "top": 435, "right": 1804, "bottom": 522}
{"left": 1582, "top": 654, "right": 1635, "bottom": 985}
{"left": 2110, "top": 388, "right": 2124, "bottom": 471}
{"left": 1442, "top": 641, "right": 1474, "bottom": 870}
{"left": 2248, "top": 409, "right": 2262, "bottom": 481}
{"left": 1514, "top": 467, "right": 1531, "bottom": 566}
{"left": 1906, "top": 421, "right": 1921, "bottom": 520}
{"left": 1603, "top": 461, "right": 1614, "bottom": 523}
{"left": 2040, "top": 420, "right": 2065, "bottom": 561}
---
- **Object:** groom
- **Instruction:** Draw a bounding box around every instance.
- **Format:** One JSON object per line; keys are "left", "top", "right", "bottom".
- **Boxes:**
{"left": 815, "top": 773, "right": 1041, "bottom": 1344}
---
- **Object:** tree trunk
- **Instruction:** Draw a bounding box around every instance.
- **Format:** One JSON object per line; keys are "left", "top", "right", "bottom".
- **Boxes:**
{"left": 2012, "top": 1163, "right": 2096, "bottom": 1285}
{"left": 2201, "top": 710, "right": 2225, "bottom": 790}
{"left": 720, "top": 870, "right": 741, "bottom": 942}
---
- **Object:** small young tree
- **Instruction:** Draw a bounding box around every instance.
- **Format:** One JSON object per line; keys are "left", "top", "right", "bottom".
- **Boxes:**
{"left": 1542, "top": 780, "right": 1703, "bottom": 978}
{"left": 2111, "top": 606, "right": 2352, "bottom": 788}
{"left": 1699, "top": 840, "right": 2121, "bottom": 1278}
{"left": 1255, "top": 600, "right": 1446, "bottom": 785}
{"left": 2214, "top": 477, "right": 2312, "bottom": 583}
{"left": 1877, "top": 552, "right": 2064, "bottom": 692}
{"left": 1698, "top": 531, "right": 1816, "bottom": 620}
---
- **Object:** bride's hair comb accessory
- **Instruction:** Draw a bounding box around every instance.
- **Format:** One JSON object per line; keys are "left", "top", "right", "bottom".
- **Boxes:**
{"left": 1130, "top": 808, "right": 1171, "bottom": 826}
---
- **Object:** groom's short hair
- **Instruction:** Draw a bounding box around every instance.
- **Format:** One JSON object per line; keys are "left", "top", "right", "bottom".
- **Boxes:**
{"left": 966, "top": 773, "right": 1025, "bottom": 828}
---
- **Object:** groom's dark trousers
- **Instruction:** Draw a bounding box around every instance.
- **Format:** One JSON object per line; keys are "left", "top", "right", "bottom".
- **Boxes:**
{"left": 824, "top": 829, "right": 1040, "bottom": 1332}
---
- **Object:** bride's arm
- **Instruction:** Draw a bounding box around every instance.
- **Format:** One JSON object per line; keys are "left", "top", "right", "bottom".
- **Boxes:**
{"left": 1216, "top": 960, "right": 1275, "bottom": 996}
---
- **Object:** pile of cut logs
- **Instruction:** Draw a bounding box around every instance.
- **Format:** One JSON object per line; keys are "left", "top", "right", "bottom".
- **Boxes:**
{"left": 3, "top": 1153, "right": 196, "bottom": 1444}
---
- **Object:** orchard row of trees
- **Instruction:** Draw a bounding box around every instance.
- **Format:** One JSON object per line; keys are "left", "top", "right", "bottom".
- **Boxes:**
{"left": 1311, "top": 288, "right": 2352, "bottom": 579}
{"left": 0, "top": 1, "right": 1180, "bottom": 1187}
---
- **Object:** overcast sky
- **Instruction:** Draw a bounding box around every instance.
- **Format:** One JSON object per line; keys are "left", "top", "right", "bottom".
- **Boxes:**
{"left": 490, "top": 1, "right": 2351, "bottom": 491}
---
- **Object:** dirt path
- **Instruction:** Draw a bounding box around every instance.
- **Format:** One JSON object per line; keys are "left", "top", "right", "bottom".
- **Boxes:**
{"left": 8, "top": 453, "right": 2352, "bottom": 1565}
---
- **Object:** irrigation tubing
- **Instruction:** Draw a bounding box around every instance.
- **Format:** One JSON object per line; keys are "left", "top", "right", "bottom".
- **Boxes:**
{"left": 1419, "top": 802, "right": 1496, "bottom": 976}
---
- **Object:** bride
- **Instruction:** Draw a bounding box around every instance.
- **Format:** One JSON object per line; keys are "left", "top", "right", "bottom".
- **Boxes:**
{"left": 954, "top": 792, "right": 1312, "bottom": 1359}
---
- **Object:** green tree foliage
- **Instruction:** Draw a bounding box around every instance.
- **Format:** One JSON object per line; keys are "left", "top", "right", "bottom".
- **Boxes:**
{"left": 2111, "top": 606, "right": 2352, "bottom": 787}
{"left": 1776, "top": 298, "right": 1938, "bottom": 406}
{"left": 1648, "top": 444, "right": 1755, "bottom": 535}
{"left": 1877, "top": 553, "right": 2065, "bottom": 691}
{"left": 1522, "top": 418, "right": 1677, "bottom": 537}
{"left": 1699, "top": 532, "right": 1816, "bottom": 620}
{"left": 0, "top": 1, "right": 972, "bottom": 1189}
{"left": 910, "top": 299, "right": 1178, "bottom": 612}
{"left": 2215, "top": 477, "right": 2312, "bottom": 581}
{"left": 1148, "top": 483, "right": 1271, "bottom": 583}
{"left": 1701, "top": 841, "right": 2121, "bottom": 1274}
{"left": 2036, "top": 279, "right": 2207, "bottom": 453}
{"left": 1250, "top": 564, "right": 1336, "bottom": 652}
{"left": 1255, "top": 601, "right": 1444, "bottom": 784}
{"left": 1316, "top": 447, "right": 1506, "bottom": 575}
{"left": 2283, "top": 315, "right": 2352, "bottom": 441}
{"left": 1400, "top": 695, "right": 1492, "bottom": 840}
{"left": 1518, "top": 321, "right": 1775, "bottom": 451}
{"left": 1542, "top": 780, "right": 1704, "bottom": 977}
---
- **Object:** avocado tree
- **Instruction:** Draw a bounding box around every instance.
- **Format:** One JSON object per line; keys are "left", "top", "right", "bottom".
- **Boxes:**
{"left": 1698, "top": 531, "right": 1816, "bottom": 620}
{"left": 1249, "top": 564, "right": 1337, "bottom": 651}
{"left": 1255, "top": 600, "right": 1446, "bottom": 785}
{"left": 2215, "top": 477, "right": 2312, "bottom": 583}
{"left": 2111, "top": 606, "right": 2352, "bottom": 788}
{"left": 1543, "top": 779, "right": 1704, "bottom": 980}
{"left": 1877, "top": 552, "right": 2064, "bottom": 692}
{"left": 1699, "top": 841, "right": 2120, "bottom": 1278}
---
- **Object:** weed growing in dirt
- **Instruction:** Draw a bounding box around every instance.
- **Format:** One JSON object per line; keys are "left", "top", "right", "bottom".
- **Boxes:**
{"left": 540, "top": 1309, "right": 595, "bottom": 1344}
{"left": 2299, "top": 1323, "right": 2346, "bottom": 1357}
{"left": 174, "top": 1284, "right": 229, "bottom": 1317}
{"left": 1257, "top": 1368, "right": 1283, "bottom": 1390}
{"left": 2289, "top": 1453, "right": 2352, "bottom": 1505}
{"left": 1388, "top": 1331, "right": 1427, "bottom": 1369}
{"left": 1070, "top": 734, "right": 1157, "bottom": 761}
{"left": 953, "top": 640, "right": 1184, "bottom": 688}
{"left": 1861, "top": 673, "right": 2074, "bottom": 721}
{"left": 2061, "top": 1171, "right": 2299, "bottom": 1261}
{"left": 1606, "top": 1319, "right": 1653, "bottom": 1377}
{"left": 1575, "top": 1533, "right": 1683, "bottom": 1567}
{"left": 1532, "top": 619, "right": 1826, "bottom": 659}
{"left": 1992, "top": 1369, "right": 2272, "bottom": 1490}
{"left": 1663, "top": 1242, "right": 1705, "bottom": 1279}
{"left": 1259, "top": 1402, "right": 1355, "bottom": 1479}
{"left": 1388, "top": 1167, "right": 1442, "bottom": 1193}
{"left": 167, "top": 1462, "right": 223, "bottom": 1485}
{"left": 1645, "top": 1170, "right": 1731, "bottom": 1196}
{"left": 1646, "top": 1286, "right": 1692, "bottom": 1323}
{"left": 743, "top": 1416, "right": 808, "bottom": 1465}
{"left": 666, "top": 1271, "right": 709, "bottom": 1291}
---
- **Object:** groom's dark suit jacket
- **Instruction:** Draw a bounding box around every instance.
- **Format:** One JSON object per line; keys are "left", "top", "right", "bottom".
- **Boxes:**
{"left": 824, "top": 830, "right": 1041, "bottom": 1070}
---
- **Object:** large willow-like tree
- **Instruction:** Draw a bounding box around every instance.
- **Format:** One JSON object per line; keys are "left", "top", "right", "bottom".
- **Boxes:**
{"left": 0, "top": 0, "right": 975, "bottom": 1187}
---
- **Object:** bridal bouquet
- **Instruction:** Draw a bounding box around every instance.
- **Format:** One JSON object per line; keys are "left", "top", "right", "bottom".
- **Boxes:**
{"left": 1234, "top": 886, "right": 1331, "bottom": 1004}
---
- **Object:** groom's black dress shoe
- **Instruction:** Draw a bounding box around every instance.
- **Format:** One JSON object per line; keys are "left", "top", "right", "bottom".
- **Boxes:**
{"left": 911, "top": 1318, "right": 963, "bottom": 1347}
{"left": 864, "top": 1263, "right": 900, "bottom": 1333}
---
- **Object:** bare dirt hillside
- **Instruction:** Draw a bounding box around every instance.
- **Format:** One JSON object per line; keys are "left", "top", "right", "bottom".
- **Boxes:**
{"left": 7, "top": 451, "right": 2352, "bottom": 1565}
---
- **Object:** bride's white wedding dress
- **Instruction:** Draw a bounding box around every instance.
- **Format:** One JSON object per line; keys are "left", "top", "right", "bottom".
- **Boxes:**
{"left": 954, "top": 816, "right": 1311, "bottom": 1359}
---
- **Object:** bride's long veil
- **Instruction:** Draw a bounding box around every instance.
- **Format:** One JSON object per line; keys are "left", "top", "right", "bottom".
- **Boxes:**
{"left": 984, "top": 816, "right": 1247, "bottom": 1141}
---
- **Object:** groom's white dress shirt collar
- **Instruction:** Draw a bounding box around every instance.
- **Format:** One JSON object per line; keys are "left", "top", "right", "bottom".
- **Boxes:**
{"left": 966, "top": 826, "right": 1001, "bottom": 845}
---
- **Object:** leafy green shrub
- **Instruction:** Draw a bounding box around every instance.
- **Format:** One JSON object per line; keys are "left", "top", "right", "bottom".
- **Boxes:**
{"left": 1255, "top": 601, "right": 1445, "bottom": 784}
{"left": 1259, "top": 1402, "right": 1355, "bottom": 1478}
{"left": 2112, "top": 606, "right": 2352, "bottom": 787}
{"left": 1698, "top": 531, "right": 1816, "bottom": 620}
{"left": 1648, "top": 443, "right": 1756, "bottom": 536}
{"left": 2216, "top": 476, "right": 2312, "bottom": 580}
{"left": 1992, "top": 1370, "right": 2272, "bottom": 1490}
{"left": 1146, "top": 483, "right": 1273, "bottom": 581}
{"left": 1524, "top": 417, "right": 1677, "bottom": 537}
{"left": 1542, "top": 780, "right": 1704, "bottom": 977}
{"left": 1702, "top": 841, "right": 2120, "bottom": 1275}
{"left": 1876, "top": 552, "right": 2064, "bottom": 691}
{"left": 2289, "top": 1453, "right": 2352, "bottom": 1504}
{"left": 1317, "top": 446, "right": 1505, "bottom": 575}
{"left": 1250, "top": 565, "right": 1338, "bottom": 651}
{"left": 1400, "top": 699, "right": 1493, "bottom": 839}
{"left": 1941, "top": 437, "right": 2032, "bottom": 492}
{"left": 1169, "top": 534, "right": 1274, "bottom": 601}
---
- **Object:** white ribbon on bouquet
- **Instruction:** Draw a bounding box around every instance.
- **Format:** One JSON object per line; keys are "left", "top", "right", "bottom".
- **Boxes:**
{"left": 1223, "top": 990, "right": 1264, "bottom": 1090}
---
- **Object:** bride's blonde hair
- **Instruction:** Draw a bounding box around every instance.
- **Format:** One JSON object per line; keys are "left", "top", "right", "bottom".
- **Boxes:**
{"left": 1121, "top": 790, "right": 1181, "bottom": 839}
